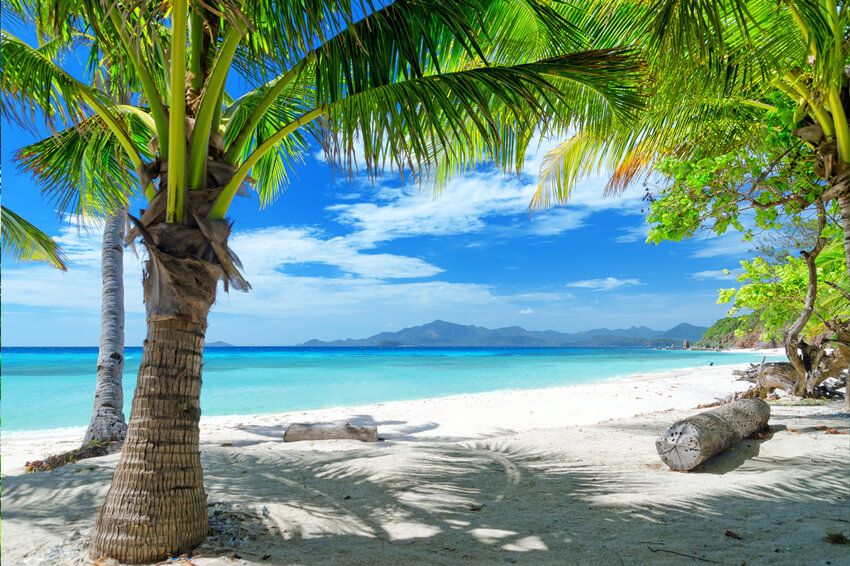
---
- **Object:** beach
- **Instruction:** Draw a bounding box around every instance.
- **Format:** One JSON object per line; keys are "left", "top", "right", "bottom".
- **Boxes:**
{"left": 2, "top": 357, "right": 848, "bottom": 565}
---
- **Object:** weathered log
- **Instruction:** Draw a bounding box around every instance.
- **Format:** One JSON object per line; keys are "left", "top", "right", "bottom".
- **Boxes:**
{"left": 656, "top": 399, "right": 770, "bottom": 471}
{"left": 283, "top": 423, "right": 378, "bottom": 443}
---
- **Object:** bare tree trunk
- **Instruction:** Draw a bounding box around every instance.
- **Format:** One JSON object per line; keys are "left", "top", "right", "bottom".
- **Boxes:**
{"left": 837, "top": 189, "right": 850, "bottom": 285}
{"left": 784, "top": 201, "right": 827, "bottom": 396}
{"left": 836, "top": 190, "right": 850, "bottom": 412}
{"left": 90, "top": 316, "right": 209, "bottom": 562}
{"left": 83, "top": 210, "right": 127, "bottom": 445}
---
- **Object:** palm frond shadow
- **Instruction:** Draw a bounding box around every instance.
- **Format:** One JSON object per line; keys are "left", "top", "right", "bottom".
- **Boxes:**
{"left": 197, "top": 428, "right": 849, "bottom": 565}
{"left": 4, "top": 408, "right": 848, "bottom": 565}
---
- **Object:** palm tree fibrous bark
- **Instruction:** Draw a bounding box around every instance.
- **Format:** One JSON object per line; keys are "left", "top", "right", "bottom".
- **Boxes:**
{"left": 92, "top": 188, "right": 244, "bottom": 560}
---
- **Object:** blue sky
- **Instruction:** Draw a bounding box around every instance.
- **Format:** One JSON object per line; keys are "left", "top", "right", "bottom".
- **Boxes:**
{"left": 1, "top": 25, "right": 757, "bottom": 346}
{"left": 2, "top": 126, "right": 756, "bottom": 346}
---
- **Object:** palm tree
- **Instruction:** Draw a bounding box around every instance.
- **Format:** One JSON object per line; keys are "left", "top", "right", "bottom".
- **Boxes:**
{"left": 535, "top": 0, "right": 849, "bottom": 269}
{"left": 533, "top": 0, "right": 850, "bottom": 409}
{"left": 2, "top": 2, "right": 642, "bottom": 561}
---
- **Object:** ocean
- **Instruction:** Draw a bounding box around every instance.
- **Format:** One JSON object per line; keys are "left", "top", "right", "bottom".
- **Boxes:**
{"left": 1, "top": 347, "right": 781, "bottom": 434}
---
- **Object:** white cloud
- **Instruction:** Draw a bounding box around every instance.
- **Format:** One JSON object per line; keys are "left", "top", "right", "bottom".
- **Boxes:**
{"left": 313, "top": 133, "right": 648, "bottom": 247}
{"left": 613, "top": 223, "right": 650, "bottom": 244}
{"left": 565, "top": 277, "right": 642, "bottom": 291}
{"left": 3, "top": 136, "right": 707, "bottom": 346}
{"left": 691, "top": 269, "right": 742, "bottom": 281}
{"left": 327, "top": 173, "right": 535, "bottom": 246}
{"left": 527, "top": 208, "right": 591, "bottom": 236}
{"left": 2, "top": 222, "right": 148, "bottom": 314}
{"left": 229, "top": 226, "right": 441, "bottom": 280}
{"left": 690, "top": 232, "right": 754, "bottom": 258}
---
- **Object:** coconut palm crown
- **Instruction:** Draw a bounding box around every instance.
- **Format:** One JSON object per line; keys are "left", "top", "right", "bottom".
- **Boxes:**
{"left": 2, "top": 1, "right": 643, "bottom": 561}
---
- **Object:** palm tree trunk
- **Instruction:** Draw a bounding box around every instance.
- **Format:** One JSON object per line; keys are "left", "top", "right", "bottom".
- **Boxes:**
{"left": 90, "top": 190, "right": 233, "bottom": 561}
{"left": 90, "top": 183, "right": 247, "bottom": 562}
{"left": 82, "top": 210, "right": 127, "bottom": 445}
{"left": 90, "top": 315, "right": 209, "bottom": 562}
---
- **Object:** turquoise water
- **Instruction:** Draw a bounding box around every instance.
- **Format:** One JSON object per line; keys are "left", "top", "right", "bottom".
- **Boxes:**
{"left": 1, "top": 347, "right": 781, "bottom": 433}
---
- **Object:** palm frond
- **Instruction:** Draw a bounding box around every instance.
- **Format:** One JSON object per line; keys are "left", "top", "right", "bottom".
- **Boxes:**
{"left": 316, "top": 48, "right": 642, "bottom": 185}
{"left": 1, "top": 30, "right": 92, "bottom": 130}
{"left": 1, "top": 205, "right": 67, "bottom": 270}
{"left": 14, "top": 114, "right": 152, "bottom": 219}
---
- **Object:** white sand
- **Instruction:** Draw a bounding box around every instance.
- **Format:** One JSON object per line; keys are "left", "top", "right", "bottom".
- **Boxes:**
{"left": 2, "top": 360, "right": 848, "bottom": 565}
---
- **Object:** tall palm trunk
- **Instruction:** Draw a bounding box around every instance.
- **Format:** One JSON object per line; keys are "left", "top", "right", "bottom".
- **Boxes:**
{"left": 82, "top": 210, "right": 127, "bottom": 445}
{"left": 90, "top": 184, "right": 245, "bottom": 562}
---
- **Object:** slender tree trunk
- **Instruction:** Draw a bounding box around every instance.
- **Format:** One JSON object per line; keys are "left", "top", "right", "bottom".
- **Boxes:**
{"left": 838, "top": 189, "right": 850, "bottom": 284}
{"left": 784, "top": 201, "right": 827, "bottom": 396}
{"left": 83, "top": 210, "right": 127, "bottom": 445}
{"left": 834, "top": 190, "right": 850, "bottom": 412}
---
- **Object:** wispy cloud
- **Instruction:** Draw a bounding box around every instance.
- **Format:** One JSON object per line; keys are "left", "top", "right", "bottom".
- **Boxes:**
{"left": 4, "top": 136, "right": 722, "bottom": 346}
{"left": 527, "top": 208, "right": 591, "bottom": 235}
{"left": 613, "top": 223, "right": 650, "bottom": 244}
{"left": 565, "top": 277, "right": 642, "bottom": 291}
{"left": 691, "top": 269, "right": 742, "bottom": 281}
{"left": 690, "top": 232, "right": 754, "bottom": 259}
{"left": 230, "top": 226, "right": 442, "bottom": 279}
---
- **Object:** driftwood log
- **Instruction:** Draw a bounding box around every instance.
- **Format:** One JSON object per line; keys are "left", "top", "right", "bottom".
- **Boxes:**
{"left": 283, "top": 423, "right": 378, "bottom": 443}
{"left": 656, "top": 399, "right": 770, "bottom": 471}
{"left": 732, "top": 353, "right": 848, "bottom": 401}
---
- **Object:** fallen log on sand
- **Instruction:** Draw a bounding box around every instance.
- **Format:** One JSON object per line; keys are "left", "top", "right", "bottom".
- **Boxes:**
{"left": 656, "top": 399, "right": 770, "bottom": 471}
{"left": 283, "top": 423, "right": 378, "bottom": 443}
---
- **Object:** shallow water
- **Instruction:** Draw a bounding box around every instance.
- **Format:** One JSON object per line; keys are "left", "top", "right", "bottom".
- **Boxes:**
{"left": 1, "top": 347, "right": 780, "bottom": 433}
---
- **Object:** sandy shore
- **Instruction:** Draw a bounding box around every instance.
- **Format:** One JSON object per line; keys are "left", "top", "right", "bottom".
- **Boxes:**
{"left": 2, "top": 360, "right": 848, "bottom": 565}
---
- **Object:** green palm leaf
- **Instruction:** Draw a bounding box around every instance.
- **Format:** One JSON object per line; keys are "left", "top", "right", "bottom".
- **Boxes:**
{"left": 14, "top": 113, "right": 152, "bottom": 219}
{"left": 1, "top": 205, "right": 67, "bottom": 270}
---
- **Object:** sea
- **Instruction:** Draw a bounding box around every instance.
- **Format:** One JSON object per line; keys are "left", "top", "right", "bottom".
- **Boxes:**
{"left": 1, "top": 347, "right": 782, "bottom": 435}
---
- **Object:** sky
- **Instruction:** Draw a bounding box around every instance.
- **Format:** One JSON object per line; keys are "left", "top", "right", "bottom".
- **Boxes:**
{"left": 1, "top": 28, "right": 758, "bottom": 347}
{"left": 2, "top": 127, "right": 758, "bottom": 346}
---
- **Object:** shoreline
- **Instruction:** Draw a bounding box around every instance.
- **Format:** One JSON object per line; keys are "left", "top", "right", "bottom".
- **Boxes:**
{"left": 2, "top": 359, "right": 778, "bottom": 475}
{"left": 0, "top": 349, "right": 786, "bottom": 440}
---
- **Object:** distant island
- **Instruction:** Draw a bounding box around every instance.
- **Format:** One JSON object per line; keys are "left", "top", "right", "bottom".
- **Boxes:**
{"left": 205, "top": 341, "right": 235, "bottom": 348}
{"left": 299, "top": 320, "right": 708, "bottom": 348}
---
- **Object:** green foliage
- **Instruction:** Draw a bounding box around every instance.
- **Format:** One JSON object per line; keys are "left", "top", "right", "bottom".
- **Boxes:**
{"left": 532, "top": 0, "right": 850, "bottom": 219}
{"left": 3, "top": 0, "right": 646, "bottom": 226}
{"left": 14, "top": 114, "right": 151, "bottom": 219}
{"left": 646, "top": 100, "right": 824, "bottom": 246}
{"left": 694, "top": 314, "right": 763, "bottom": 349}
{"left": 720, "top": 230, "right": 849, "bottom": 340}
{"left": 0, "top": 205, "right": 67, "bottom": 270}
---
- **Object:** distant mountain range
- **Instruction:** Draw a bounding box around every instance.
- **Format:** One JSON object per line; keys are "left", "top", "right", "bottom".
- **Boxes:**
{"left": 299, "top": 320, "right": 708, "bottom": 348}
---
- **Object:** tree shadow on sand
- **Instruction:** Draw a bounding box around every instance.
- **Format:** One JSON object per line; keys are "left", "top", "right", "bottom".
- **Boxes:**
{"left": 2, "top": 409, "right": 848, "bottom": 565}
